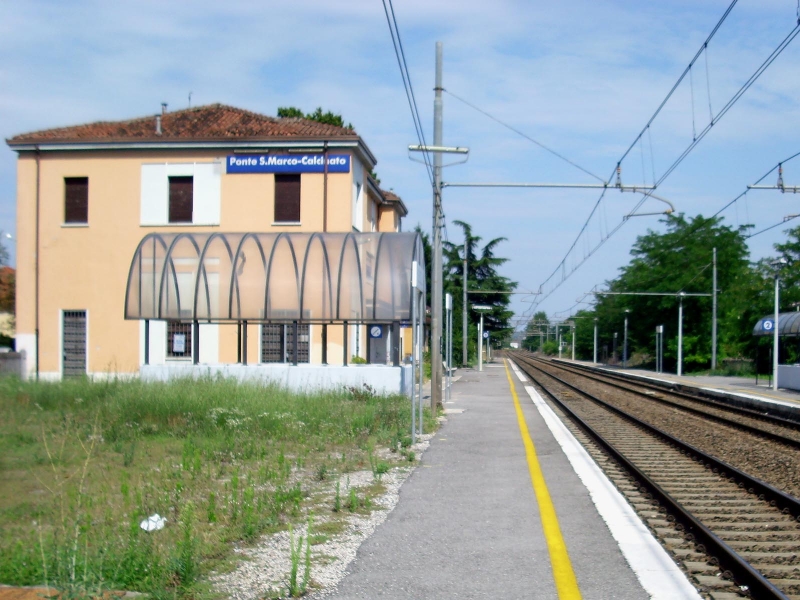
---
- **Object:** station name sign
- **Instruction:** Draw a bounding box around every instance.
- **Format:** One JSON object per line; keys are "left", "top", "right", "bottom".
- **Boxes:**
{"left": 226, "top": 154, "right": 350, "bottom": 174}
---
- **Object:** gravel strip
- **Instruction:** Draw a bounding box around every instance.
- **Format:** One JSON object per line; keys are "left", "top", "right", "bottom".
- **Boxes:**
{"left": 211, "top": 434, "right": 434, "bottom": 599}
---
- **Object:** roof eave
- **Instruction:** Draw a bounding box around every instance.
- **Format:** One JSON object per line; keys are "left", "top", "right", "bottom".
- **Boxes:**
{"left": 7, "top": 136, "right": 379, "bottom": 169}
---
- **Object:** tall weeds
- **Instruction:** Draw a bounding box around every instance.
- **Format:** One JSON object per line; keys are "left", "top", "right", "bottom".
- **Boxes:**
{"left": 0, "top": 377, "right": 424, "bottom": 598}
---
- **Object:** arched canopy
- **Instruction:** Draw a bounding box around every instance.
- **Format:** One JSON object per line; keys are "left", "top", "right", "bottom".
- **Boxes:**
{"left": 124, "top": 231, "right": 426, "bottom": 323}
{"left": 752, "top": 312, "right": 800, "bottom": 337}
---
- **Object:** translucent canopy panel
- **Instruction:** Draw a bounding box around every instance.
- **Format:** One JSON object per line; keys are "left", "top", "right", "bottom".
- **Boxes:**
{"left": 125, "top": 232, "right": 426, "bottom": 323}
{"left": 753, "top": 312, "right": 800, "bottom": 337}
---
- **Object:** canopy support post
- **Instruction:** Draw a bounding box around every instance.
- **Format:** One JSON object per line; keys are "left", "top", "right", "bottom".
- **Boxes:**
{"left": 192, "top": 320, "right": 199, "bottom": 365}
{"left": 392, "top": 321, "right": 400, "bottom": 366}
{"left": 343, "top": 321, "right": 348, "bottom": 366}
{"left": 237, "top": 322, "right": 242, "bottom": 363}
{"left": 144, "top": 319, "right": 150, "bottom": 365}
{"left": 322, "top": 324, "right": 328, "bottom": 365}
{"left": 293, "top": 321, "right": 299, "bottom": 366}
{"left": 242, "top": 320, "right": 248, "bottom": 365}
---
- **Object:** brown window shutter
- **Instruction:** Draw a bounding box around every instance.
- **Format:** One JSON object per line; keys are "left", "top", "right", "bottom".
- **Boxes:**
{"left": 64, "top": 177, "right": 89, "bottom": 223}
{"left": 169, "top": 176, "right": 194, "bottom": 223}
{"left": 274, "top": 174, "right": 301, "bottom": 222}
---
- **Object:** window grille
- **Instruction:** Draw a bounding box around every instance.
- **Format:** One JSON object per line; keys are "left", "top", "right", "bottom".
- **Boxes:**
{"left": 63, "top": 310, "right": 87, "bottom": 376}
{"left": 261, "top": 323, "right": 309, "bottom": 363}
{"left": 167, "top": 321, "right": 193, "bottom": 358}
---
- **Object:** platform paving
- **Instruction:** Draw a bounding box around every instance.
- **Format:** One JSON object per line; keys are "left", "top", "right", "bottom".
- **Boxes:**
{"left": 314, "top": 360, "right": 680, "bottom": 600}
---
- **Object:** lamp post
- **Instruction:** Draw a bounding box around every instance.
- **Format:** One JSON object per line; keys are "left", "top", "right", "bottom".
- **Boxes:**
{"left": 571, "top": 321, "right": 576, "bottom": 361}
{"left": 613, "top": 332, "right": 617, "bottom": 363}
{"left": 473, "top": 304, "right": 491, "bottom": 372}
{"left": 623, "top": 309, "right": 630, "bottom": 367}
{"left": 772, "top": 258, "right": 788, "bottom": 390}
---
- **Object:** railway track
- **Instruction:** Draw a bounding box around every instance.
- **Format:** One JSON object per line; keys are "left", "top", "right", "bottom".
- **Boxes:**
{"left": 508, "top": 352, "right": 800, "bottom": 600}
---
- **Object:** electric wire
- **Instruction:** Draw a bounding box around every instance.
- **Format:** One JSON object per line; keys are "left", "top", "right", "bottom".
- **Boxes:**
{"left": 625, "top": 21, "right": 800, "bottom": 219}
{"left": 381, "top": 0, "right": 434, "bottom": 186}
{"left": 527, "top": 15, "right": 800, "bottom": 316}
{"left": 747, "top": 215, "right": 800, "bottom": 239}
{"left": 443, "top": 89, "right": 605, "bottom": 183}
{"left": 533, "top": 150, "right": 800, "bottom": 325}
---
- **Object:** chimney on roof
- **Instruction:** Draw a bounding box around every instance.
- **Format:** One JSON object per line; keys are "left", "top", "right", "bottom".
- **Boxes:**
{"left": 161, "top": 102, "right": 168, "bottom": 115}
{"left": 155, "top": 114, "right": 162, "bottom": 135}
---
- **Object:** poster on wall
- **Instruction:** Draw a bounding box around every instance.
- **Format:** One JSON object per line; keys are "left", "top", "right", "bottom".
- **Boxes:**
{"left": 172, "top": 334, "right": 186, "bottom": 354}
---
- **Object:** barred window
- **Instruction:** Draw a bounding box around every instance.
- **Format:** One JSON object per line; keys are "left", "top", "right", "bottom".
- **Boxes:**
{"left": 261, "top": 323, "right": 309, "bottom": 363}
{"left": 167, "top": 321, "right": 193, "bottom": 358}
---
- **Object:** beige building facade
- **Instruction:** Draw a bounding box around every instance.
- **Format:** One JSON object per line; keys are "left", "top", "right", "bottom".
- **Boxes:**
{"left": 7, "top": 104, "right": 409, "bottom": 379}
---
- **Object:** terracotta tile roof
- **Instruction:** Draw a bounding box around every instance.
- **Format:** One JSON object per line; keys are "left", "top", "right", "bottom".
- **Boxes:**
{"left": 379, "top": 188, "right": 408, "bottom": 216}
{"left": 7, "top": 104, "right": 357, "bottom": 145}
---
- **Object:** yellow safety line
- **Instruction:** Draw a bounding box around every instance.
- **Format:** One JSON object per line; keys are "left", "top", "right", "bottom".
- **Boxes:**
{"left": 503, "top": 359, "right": 582, "bottom": 599}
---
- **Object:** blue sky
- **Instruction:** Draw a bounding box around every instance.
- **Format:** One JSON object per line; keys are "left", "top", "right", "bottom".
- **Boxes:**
{"left": 2, "top": 0, "right": 799, "bottom": 328}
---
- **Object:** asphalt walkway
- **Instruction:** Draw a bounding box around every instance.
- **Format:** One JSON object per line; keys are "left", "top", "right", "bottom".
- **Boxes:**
{"left": 317, "top": 359, "right": 697, "bottom": 599}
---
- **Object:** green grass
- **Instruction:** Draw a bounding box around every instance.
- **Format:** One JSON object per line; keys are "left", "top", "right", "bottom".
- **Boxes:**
{"left": 0, "top": 376, "right": 435, "bottom": 598}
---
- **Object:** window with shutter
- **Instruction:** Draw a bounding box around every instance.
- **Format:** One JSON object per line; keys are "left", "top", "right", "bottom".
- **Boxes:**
{"left": 168, "top": 176, "right": 193, "bottom": 223}
{"left": 64, "top": 177, "right": 89, "bottom": 224}
{"left": 274, "top": 174, "right": 301, "bottom": 223}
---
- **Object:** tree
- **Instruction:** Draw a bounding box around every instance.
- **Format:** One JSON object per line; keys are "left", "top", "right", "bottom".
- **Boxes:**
{"left": 522, "top": 311, "right": 549, "bottom": 351}
{"left": 276, "top": 106, "right": 353, "bottom": 130}
{"left": 443, "top": 221, "right": 516, "bottom": 364}
{"left": 413, "top": 224, "right": 432, "bottom": 311}
{"left": 578, "top": 213, "right": 754, "bottom": 371}
{"left": 0, "top": 267, "right": 14, "bottom": 313}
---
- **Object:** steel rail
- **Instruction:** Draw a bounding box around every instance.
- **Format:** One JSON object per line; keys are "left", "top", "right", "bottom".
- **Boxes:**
{"left": 551, "top": 355, "right": 800, "bottom": 428}
{"left": 512, "top": 354, "right": 798, "bottom": 600}
{"left": 525, "top": 355, "right": 800, "bottom": 449}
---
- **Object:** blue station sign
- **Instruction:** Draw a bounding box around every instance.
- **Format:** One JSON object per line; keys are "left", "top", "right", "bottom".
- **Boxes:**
{"left": 226, "top": 154, "right": 350, "bottom": 174}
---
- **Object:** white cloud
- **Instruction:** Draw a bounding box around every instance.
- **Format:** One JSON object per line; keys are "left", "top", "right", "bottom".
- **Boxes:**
{"left": 2, "top": 0, "right": 799, "bottom": 321}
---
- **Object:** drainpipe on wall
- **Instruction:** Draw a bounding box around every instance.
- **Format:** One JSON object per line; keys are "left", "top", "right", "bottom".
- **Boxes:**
{"left": 35, "top": 145, "right": 40, "bottom": 380}
{"left": 322, "top": 141, "right": 328, "bottom": 364}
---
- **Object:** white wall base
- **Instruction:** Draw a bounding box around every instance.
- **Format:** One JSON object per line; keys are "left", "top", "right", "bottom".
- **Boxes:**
{"left": 778, "top": 364, "right": 800, "bottom": 391}
{"left": 140, "top": 363, "right": 414, "bottom": 396}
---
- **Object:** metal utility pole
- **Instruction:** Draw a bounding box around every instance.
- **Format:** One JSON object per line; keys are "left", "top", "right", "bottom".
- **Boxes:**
{"left": 431, "top": 42, "right": 444, "bottom": 411}
{"left": 771, "top": 258, "right": 787, "bottom": 389}
{"left": 623, "top": 309, "right": 630, "bottom": 367}
{"left": 473, "top": 304, "right": 491, "bottom": 372}
{"left": 594, "top": 291, "right": 710, "bottom": 377}
{"left": 593, "top": 318, "right": 598, "bottom": 363}
{"left": 678, "top": 293, "right": 684, "bottom": 377}
{"left": 712, "top": 247, "right": 717, "bottom": 371}
{"left": 774, "top": 271, "right": 780, "bottom": 390}
{"left": 571, "top": 324, "right": 576, "bottom": 361}
{"left": 462, "top": 228, "right": 468, "bottom": 366}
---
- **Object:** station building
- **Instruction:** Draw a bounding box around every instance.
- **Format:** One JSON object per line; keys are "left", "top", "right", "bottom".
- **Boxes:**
{"left": 6, "top": 104, "right": 411, "bottom": 379}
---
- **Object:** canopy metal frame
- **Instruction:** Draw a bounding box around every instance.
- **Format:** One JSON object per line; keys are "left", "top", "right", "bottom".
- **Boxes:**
{"left": 125, "top": 231, "right": 426, "bottom": 325}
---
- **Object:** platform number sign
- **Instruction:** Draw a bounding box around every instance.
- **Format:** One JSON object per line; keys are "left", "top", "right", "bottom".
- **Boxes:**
{"left": 763, "top": 319, "right": 774, "bottom": 331}
{"left": 369, "top": 325, "right": 383, "bottom": 339}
